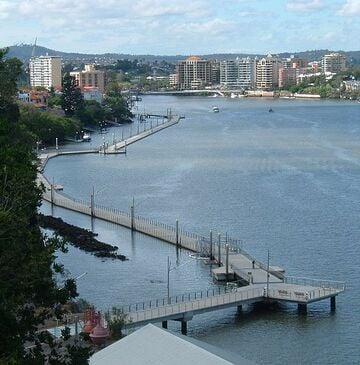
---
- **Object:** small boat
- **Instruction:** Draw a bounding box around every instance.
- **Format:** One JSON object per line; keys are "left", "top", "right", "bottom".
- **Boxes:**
{"left": 82, "top": 133, "right": 91, "bottom": 142}
{"left": 212, "top": 106, "right": 219, "bottom": 113}
{"left": 268, "top": 108, "right": 274, "bottom": 112}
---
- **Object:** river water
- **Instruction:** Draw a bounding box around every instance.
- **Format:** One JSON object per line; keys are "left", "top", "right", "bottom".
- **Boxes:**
{"left": 42, "top": 95, "right": 360, "bottom": 364}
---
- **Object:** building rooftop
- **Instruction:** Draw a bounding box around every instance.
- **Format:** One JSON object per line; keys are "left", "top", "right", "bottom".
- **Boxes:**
{"left": 90, "top": 324, "right": 256, "bottom": 365}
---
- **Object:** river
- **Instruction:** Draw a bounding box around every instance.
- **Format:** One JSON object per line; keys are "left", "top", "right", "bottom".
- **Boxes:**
{"left": 41, "top": 95, "right": 360, "bottom": 364}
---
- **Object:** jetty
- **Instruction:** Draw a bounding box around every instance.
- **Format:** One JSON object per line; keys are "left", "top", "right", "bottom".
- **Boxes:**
{"left": 37, "top": 109, "right": 345, "bottom": 335}
{"left": 121, "top": 278, "right": 344, "bottom": 334}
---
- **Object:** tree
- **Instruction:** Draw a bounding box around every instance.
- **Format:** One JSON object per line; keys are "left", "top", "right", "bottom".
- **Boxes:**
{"left": 0, "top": 48, "right": 91, "bottom": 364}
{"left": 0, "top": 48, "right": 22, "bottom": 123}
{"left": 103, "top": 83, "right": 133, "bottom": 122}
{"left": 76, "top": 100, "right": 105, "bottom": 126}
{"left": 61, "top": 73, "right": 84, "bottom": 117}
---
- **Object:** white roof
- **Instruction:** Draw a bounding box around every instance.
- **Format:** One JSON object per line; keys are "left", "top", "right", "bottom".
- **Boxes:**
{"left": 90, "top": 324, "right": 251, "bottom": 365}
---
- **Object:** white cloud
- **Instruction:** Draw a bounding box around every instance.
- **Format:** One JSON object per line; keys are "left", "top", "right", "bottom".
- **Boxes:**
{"left": 0, "top": 0, "right": 15, "bottom": 19}
{"left": 171, "top": 18, "right": 234, "bottom": 36}
{"left": 337, "top": 0, "right": 360, "bottom": 16}
{"left": 286, "top": 0, "right": 325, "bottom": 12}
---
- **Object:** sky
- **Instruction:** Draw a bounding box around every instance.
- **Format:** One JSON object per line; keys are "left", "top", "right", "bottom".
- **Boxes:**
{"left": 0, "top": 0, "right": 359, "bottom": 55}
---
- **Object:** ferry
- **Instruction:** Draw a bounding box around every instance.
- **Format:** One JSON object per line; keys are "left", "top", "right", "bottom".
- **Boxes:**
{"left": 212, "top": 106, "right": 220, "bottom": 113}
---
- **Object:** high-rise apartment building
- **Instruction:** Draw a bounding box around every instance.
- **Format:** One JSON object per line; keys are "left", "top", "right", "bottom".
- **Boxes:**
{"left": 70, "top": 64, "right": 105, "bottom": 93}
{"left": 256, "top": 54, "right": 282, "bottom": 90}
{"left": 322, "top": 53, "right": 347, "bottom": 74}
{"left": 220, "top": 57, "right": 257, "bottom": 89}
{"left": 237, "top": 57, "right": 257, "bottom": 89}
{"left": 176, "top": 56, "right": 212, "bottom": 89}
{"left": 220, "top": 60, "right": 238, "bottom": 88}
{"left": 29, "top": 55, "right": 62, "bottom": 89}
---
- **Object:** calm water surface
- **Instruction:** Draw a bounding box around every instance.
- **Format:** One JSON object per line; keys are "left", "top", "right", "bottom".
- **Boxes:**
{"left": 42, "top": 96, "right": 360, "bottom": 364}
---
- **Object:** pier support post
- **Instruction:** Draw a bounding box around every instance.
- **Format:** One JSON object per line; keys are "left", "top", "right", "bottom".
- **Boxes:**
{"left": 50, "top": 183, "right": 54, "bottom": 205}
{"left": 130, "top": 200, "right": 135, "bottom": 231}
{"left": 330, "top": 296, "right": 336, "bottom": 312}
{"left": 298, "top": 303, "right": 307, "bottom": 313}
{"left": 90, "top": 187, "right": 95, "bottom": 218}
{"left": 181, "top": 321, "right": 187, "bottom": 335}
{"left": 225, "top": 244, "right": 229, "bottom": 281}
{"left": 210, "top": 231, "right": 213, "bottom": 260}
{"left": 176, "top": 219, "right": 179, "bottom": 247}
{"left": 237, "top": 305, "right": 242, "bottom": 314}
{"left": 162, "top": 321, "right": 168, "bottom": 329}
{"left": 218, "top": 234, "right": 221, "bottom": 267}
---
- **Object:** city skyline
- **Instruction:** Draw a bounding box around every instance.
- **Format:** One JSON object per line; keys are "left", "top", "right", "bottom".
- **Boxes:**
{"left": 1, "top": 0, "right": 359, "bottom": 55}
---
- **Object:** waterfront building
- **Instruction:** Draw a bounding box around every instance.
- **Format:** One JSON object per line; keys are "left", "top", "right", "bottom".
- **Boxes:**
{"left": 70, "top": 64, "right": 105, "bottom": 93}
{"left": 29, "top": 55, "right": 62, "bottom": 89}
{"left": 279, "top": 67, "right": 298, "bottom": 88}
{"left": 176, "top": 56, "right": 212, "bottom": 89}
{"left": 219, "top": 57, "right": 256, "bottom": 90}
{"left": 256, "top": 54, "right": 282, "bottom": 90}
{"left": 220, "top": 60, "right": 238, "bottom": 89}
{"left": 169, "top": 73, "right": 179, "bottom": 88}
{"left": 322, "top": 53, "right": 347, "bottom": 74}
{"left": 237, "top": 57, "right": 257, "bottom": 89}
{"left": 279, "top": 56, "right": 308, "bottom": 88}
{"left": 210, "top": 60, "right": 220, "bottom": 86}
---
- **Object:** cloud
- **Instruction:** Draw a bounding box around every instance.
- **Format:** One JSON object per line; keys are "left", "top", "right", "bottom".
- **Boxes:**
{"left": 337, "top": 0, "right": 360, "bottom": 16}
{"left": 0, "top": 0, "right": 15, "bottom": 19}
{"left": 286, "top": 0, "right": 325, "bottom": 12}
{"left": 171, "top": 18, "right": 234, "bottom": 36}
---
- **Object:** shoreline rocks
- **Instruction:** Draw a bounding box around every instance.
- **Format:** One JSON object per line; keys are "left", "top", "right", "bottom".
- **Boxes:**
{"left": 38, "top": 213, "right": 127, "bottom": 261}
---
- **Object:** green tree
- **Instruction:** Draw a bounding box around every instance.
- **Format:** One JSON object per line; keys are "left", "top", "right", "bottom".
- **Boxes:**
{"left": 0, "top": 48, "right": 22, "bottom": 123}
{"left": 103, "top": 83, "right": 133, "bottom": 122}
{"left": 76, "top": 100, "right": 105, "bottom": 126}
{"left": 61, "top": 73, "right": 84, "bottom": 117}
{"left": 19, "top": 104, "right": 81, "bottom": 145}
{"left": 0, "top": 48, "right": 91, "bottom": 364}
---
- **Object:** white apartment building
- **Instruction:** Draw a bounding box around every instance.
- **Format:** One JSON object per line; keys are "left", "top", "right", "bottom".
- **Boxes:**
{"left": 29, "top": 55, "right": 62, "bottom": 89}
{"left": 237, "top": 57, "right": 257, "bottom": 89}
{"left": 219, "top": 57, "right": 256, "bottom": 89}
{"left": 322, "top": 53, "right": 347, "bottom": 74}
{"left": 220, "top": 60, "right": 238, "bottom": 88}
{"left": 256, "top": 54, "right": 282, "bottom": 90}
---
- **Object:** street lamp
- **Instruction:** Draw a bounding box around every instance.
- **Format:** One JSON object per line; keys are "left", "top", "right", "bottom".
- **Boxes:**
{"left": 166, "top": 256, "right": 193, "bottom": 304}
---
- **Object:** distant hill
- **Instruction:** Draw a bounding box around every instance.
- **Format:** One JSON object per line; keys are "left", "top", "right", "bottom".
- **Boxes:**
{"left": 5, "top": 44, "right": 360, "bottom": 66}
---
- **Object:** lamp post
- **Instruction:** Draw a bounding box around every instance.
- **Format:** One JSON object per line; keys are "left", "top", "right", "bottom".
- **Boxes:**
{"left": 166, "top": 256, "right": 193, "bottom": 304}
{"left": 266, "top": 249, "right": 270, "bottom": 298}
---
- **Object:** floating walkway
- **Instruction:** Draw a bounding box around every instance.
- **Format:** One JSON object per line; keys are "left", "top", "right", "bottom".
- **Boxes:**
{"left": 37, "top": 110, "right": 345, "bottom": 335}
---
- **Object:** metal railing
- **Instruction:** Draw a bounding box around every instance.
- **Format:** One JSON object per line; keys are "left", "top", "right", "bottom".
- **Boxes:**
{"left": 125, "top": 286, "right": 264, "bottom": 324}
{"left": 284, "top": 276, "right": 346, "bottom": 291}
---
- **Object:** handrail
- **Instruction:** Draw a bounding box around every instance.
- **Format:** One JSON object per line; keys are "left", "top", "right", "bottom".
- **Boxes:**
{"left": 284, "top": 276, "right": 346, "bottom": 290}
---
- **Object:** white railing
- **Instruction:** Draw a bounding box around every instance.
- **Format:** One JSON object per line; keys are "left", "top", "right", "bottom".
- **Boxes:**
{"left": 284, "top": 276, "right": 346, "bottom": 291}
{"left": 127, "top": 286, "right": 264, "bottom": 324}
{"left": 267, "top": 286, "right": 342, "bottom": 302}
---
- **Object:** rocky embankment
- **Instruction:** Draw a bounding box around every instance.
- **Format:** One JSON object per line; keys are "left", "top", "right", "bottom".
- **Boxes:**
{"left": 38, "top": 214, "right": 127, "bottom": 260}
